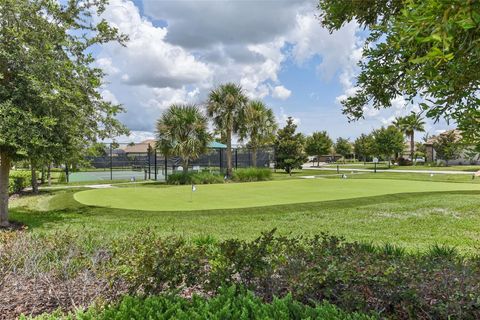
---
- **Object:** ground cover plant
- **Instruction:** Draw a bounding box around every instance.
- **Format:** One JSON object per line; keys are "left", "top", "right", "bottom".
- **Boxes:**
{"left": 25, "top": 286, "right": 374, "bottom": 320}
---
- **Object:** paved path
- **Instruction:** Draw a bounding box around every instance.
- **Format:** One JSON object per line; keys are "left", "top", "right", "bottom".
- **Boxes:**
{"left": 302, "top": 166, "right": 476, "bottom": 175}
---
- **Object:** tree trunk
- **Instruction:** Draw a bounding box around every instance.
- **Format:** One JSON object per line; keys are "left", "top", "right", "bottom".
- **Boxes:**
{"left": 40, "top": 165, "right": 46, "bottom": 184}
{"left": 183, "top": 159, "right": 189, "bottom": 174}
{"left": 0, "top": 152, "right": 11, "bottom": 227}
{"left": 410, "top": 133, "right": 415, "bottom": 161}
{"left": 252, "top": 147, "right": 257, "bottom": 167}
{"left": 47, "top": 163, "right": 52, "bottom": 186}
{"left": 31, "top": 160, "right": 38, "bottom": 194}
{"left": 226, "top": 129, "right": 233, "bottom": 177}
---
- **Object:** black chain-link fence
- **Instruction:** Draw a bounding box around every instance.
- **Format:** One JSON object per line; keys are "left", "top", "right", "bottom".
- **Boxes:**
{"left": 67, "top": 142, "right": 274, "bottom": 182}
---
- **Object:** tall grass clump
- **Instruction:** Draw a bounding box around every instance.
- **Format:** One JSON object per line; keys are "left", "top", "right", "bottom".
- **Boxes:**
{"left": 166, "top": 171, "right": 224, "bottom": 185}
{"left": 232, "top": 167, "right": 272, "bottom": 182}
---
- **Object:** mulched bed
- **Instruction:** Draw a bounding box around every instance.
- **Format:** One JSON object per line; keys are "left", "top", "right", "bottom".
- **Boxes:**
{"left": 0, "top": 271, "right": 127, "bottom": 319}
{"left": 0, "top": 221, "right": 27, "bottom": 232}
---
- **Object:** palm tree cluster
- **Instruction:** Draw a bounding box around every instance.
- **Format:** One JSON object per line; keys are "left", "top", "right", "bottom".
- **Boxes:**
{"left": 393, "top": 112, "right": 426, "bottom": 160}
{"left": 156, "top": 104, "right": 210, "bottom": 174}
{"left": 156, "top": 83, "right": 277, "bottom": 176}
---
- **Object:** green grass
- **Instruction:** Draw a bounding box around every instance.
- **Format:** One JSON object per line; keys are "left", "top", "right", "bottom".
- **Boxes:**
{"left": 321, "top": 163, "right": 480, "bottom": 172}
{"left": 9, "top": 176, "right": 480, "bottom": 253}
{"left": 325, "top": 171, "right": 480, "bottom": 184}
{"left": 74, "top": 178, "right": 480, "bottom": 211}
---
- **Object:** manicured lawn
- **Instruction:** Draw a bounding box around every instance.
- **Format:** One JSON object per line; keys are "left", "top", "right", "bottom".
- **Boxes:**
{"left": 325, "top": 172, "right": 480, "bottom": 184}
{"left": 9, "top": 177, "right": 480, "bottom": 253}
{"left": 320, "top": 163, "right": 480, "bottom": 172}
{"left": 74, "top": 178, "right": 480, "bottom": 211}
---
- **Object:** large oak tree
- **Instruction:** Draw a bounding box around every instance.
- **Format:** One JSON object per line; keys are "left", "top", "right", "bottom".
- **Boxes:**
{"left": 318, "top": 0, "right": 480, "bottom": 145}
{"left": 0, "top": 0, "right": 128, "bottom": 226}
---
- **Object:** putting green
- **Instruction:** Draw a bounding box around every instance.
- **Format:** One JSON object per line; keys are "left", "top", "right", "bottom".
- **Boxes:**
{"left": 73, "top": 179, "right": 480, "bottom": 211}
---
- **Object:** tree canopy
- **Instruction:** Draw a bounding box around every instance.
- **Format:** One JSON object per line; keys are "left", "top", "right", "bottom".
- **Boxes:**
{"left": 207, "top": 83, "right": 248, "bottom": 177}
{"left": 241, "top": 100, "right": 277, "bottom": 167}
{"left": 274, "top": 117, "right": 307, "bottom": 174}
{"left": 354, "top": 133, "right": 375, "bottom": 162}
{"left": 393, "top": 112, "right": 426, "bottom": 160}
{"left": 432, "top": 130, "right": 463, "bottom": 166}
{"left": 0, "top": 0, "right": 128, "bottom": 226}
{"left": 372, "top": 126, "right": 405, "bottom": 166}
{"left": 318, "top": 0, "right": 480, "bottom": 145}
{"left": 334, "top": 137, "right": 353, "bottom": 161}
{"left": 305, "top": 131, "right": 333, "bottom": 165}
{"left": 156, "top": 104, "right": 211, "bottom": 173}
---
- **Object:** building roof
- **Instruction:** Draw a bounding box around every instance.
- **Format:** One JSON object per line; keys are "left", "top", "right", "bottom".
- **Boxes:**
{"left": 123, "top": 140, "right": 227, "bottom": 153}
{"left": 208, "top": 141, "right": 227, "bottom": 149}
{"left": 123, "top": 139, "right": 156, "bottom": 153}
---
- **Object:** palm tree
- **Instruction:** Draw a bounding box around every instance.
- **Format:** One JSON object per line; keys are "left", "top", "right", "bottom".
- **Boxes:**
{"left": 156, "top": 104, "right": 211, "bottom": 174}
{"left": 241, "top": 100, "right": 278, "bottom": 167}
{"left": 207, "top": 83, "right": 248, "bottom": 177}
{"left": 393, "top": 112, "right": 426, "bottom": 161}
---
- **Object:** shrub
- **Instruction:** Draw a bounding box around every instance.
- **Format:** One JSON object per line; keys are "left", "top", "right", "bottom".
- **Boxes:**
{"left": 6, "top": 230, "right": 480, "bottom": 319}
{"left": 232, "top": 167, "right": 272, "bottom": 182}
{"left": 26, "top": 286, "right": 375, "bottom": 320}
{"left": 166, "top": 171, "right": 224, "bottom": 185}
{"left": 9, "top": 170, "right": 31, "bottom": 194}
{"left": 396, "top": 157, "right": 412, "bottom": 166}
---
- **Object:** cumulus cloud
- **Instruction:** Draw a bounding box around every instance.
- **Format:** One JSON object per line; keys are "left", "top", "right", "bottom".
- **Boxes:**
{"left": 95, "top": 0, "right": 367, "bottom": 138}
{"left": 272, "top": 85, "right": 292, "bottom": 100}
{"left": 143, "top": 0, "right": 309, "bottom": 49}
{"left": 99, "top": 0, "right": 211, "bottom": 89}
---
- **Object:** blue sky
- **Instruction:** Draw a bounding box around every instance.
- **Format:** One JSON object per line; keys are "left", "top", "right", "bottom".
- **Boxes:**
{"left": 96, "top": 0, "right": 453, "bottom": 143}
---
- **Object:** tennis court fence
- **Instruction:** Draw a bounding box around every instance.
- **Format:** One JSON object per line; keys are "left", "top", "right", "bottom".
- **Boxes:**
{"left": 67, "top": 141, "right": 274, "bottom": 183}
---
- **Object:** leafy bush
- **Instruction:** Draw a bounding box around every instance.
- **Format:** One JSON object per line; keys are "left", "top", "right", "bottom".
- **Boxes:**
{"left": 166, "top": 171, "right": 224, "bottom": 185}
{"left": 108, "top": 230, "right": 480, "bottom": 319}
{"left": 232, "top": 167, "right": 272, "bottom": 182}
{"left": 396, "top": 157, "right": 412, "bottom": 166}
{"left": 6, "top": 230, "right": 480, "bottom": 319}
{"left": 9, "top": 170, "right": 31, "bottom": 194}
{"left": 26, "top": 286, "right": 375, "bottom": 320}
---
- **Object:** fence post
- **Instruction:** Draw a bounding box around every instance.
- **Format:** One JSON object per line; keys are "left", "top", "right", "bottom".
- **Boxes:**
{"left": 65, "top": 163, "right": 69, "bottom": 183}
{"left": 164, "top": 156, "right": 168, "bottom": 181}
{"left": 219, "top": 149, "right": 223, "bottom": 173}
{"left": 110, "top": 143, "right": 113, "bottom": 180}
{"left": 148, "top": 144, "right": 151, "bottom": 180}
{"left": 154, "top": 149, "right": 157, "bottom": 181}
{"left": 235, "top": 148, "right": 238, "bottom": 169}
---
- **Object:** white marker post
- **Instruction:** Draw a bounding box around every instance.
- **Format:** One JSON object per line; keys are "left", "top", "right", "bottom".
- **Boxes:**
{"left": 191, "top": 184, "right": 196, "bottom": 202}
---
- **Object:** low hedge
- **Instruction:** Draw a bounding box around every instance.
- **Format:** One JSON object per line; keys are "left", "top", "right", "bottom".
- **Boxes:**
{"left": 108, "top": 231, "right": 480, "bottom": 319}
{"left": 9, "top": 170, "right": 31, "bottom": 194}
{"left": 166, "top": 171, "right": 224, "bottom": 185}
{"left": 27, "top": 286, "right": 374, "bottom": 320}
{"left": 232, "top": 167, "right": 272, "bottom": 182}
{"left": 5, "top": 231, "right": 480, "bottom": 319}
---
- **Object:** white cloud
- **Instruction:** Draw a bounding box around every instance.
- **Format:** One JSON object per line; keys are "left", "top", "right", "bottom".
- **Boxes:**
{"left": 272, "top": 85, "right": 292, "bottom": 100}
{"left": 99, "top": 0, "right": 212, "bottom": 89}
{"left": 101, "top": 89, "right": 119, "bottom": 105}
{"left": 290, "top": 13, "right": 359, "bottom": 80}
{"left": 95, "top": 0, "right": 369, "bottom": 136}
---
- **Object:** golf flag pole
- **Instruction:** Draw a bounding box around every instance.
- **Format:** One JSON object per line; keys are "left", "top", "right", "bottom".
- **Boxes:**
{"left": 191, "top": 183, "right": 196, "bottom": 202}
